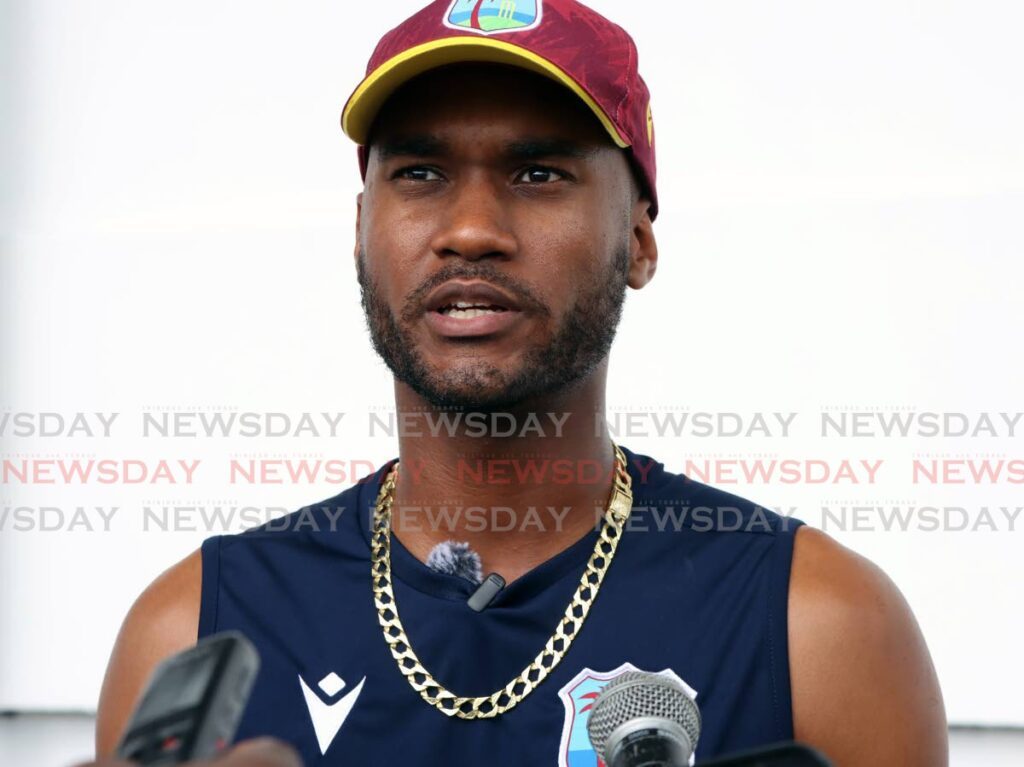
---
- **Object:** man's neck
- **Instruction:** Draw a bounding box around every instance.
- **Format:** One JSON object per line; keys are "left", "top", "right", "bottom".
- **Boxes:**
{"left": 388, "top": 375, "right": 616, "bottom": 585}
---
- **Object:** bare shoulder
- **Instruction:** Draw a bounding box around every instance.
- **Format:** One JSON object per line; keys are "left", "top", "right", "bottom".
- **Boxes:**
{"left": 788, "top": 526, "right": 947, "bottom": 766}
{"left": 95, "top": 548, "right": 203, "bottom": 758}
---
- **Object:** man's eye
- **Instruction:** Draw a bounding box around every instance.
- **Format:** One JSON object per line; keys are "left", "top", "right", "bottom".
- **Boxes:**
{"left": 516, "top": 167, "right": 564, "bottom": 184}
{"left": 395, "top": 166, "right": 442, "bottom": 181}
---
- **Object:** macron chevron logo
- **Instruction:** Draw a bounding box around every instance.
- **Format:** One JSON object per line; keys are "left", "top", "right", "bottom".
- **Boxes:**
{"left": 298, "top": 671, "right": 366, "bottom": 754}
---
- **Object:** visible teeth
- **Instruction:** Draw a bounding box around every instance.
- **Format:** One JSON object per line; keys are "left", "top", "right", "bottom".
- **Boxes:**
{"left": 444, "top": 307, "right": 502, "bottom": 319}
{"left": 437, "top": 300, "right": 507, "bottom": 318}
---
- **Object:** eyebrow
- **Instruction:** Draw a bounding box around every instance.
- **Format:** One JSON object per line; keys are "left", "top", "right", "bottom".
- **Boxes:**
{"left": 373, "top": 135, "right": 598, "bottom": 162}
{"left": 506, "top": 138, "right": 598, "bottom": 161}
{"left": 374, "top": 134, "right": 448, "bottom": 161}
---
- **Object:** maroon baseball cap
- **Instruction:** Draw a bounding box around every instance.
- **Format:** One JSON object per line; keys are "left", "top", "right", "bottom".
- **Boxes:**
{"left": 340, "top": 0, "right": 659, "bottom": 219}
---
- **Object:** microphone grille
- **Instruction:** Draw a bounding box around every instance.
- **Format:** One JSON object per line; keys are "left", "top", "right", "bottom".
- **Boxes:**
{"left": 586, "top": 671, "right": 701, "bottom": 760}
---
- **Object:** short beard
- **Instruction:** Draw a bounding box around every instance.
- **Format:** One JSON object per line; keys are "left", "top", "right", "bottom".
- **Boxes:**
{"left": 356, "top": 247, "right": 630, "bottom": 412}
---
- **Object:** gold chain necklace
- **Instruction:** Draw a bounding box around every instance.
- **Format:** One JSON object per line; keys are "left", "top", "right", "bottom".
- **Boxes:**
{"left": 370, "top": 443, "right": 634, "bottom": 719}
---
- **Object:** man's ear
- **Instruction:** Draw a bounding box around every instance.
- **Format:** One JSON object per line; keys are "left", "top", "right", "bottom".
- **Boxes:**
{"left": 353, "top": 192, "right": 363, "bottom": 264}
{"left": 627, "top": 198, "right": 658, "bottom": 289}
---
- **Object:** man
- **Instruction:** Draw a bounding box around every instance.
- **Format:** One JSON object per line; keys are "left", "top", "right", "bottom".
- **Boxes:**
{"left": 96, "top": 1, "right": 947, "bottom": 764}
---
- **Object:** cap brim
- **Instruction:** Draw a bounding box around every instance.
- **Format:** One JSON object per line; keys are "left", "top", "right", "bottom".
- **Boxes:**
{"left": 341, "top": 37, "right": 630, "bottom": 149}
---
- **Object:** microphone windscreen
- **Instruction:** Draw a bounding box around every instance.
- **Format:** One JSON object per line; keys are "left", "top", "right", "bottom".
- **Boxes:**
{"left": 425, "top": 540, "right": 483, "bottom": 584}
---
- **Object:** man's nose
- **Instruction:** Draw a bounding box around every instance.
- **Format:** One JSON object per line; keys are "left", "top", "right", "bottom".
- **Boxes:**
{"left": 429, "top": 175, "right": 518, "bottom": 261}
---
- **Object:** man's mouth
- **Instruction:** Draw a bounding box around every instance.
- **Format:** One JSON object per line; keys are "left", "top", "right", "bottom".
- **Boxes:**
{"left": 436, "top": 302, "right": 511, "bottom": 319}
{"left": 423, "top": 282, "right": 525, "bottom": 338}
{"left": 424, "top": 280, "right": 522, "bottom": 315}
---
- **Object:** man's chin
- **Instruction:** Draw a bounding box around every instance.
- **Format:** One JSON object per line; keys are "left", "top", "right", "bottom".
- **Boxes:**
{"left": 392, "top": 367, "right": 543, "bottom": 413}
{"left": 403, "top": 380, "right": 527, "bottom": 413}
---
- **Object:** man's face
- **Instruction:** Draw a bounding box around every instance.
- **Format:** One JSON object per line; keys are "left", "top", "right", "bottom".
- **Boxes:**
{"left": 355, "top": 63, "right": 652, "bottom": 411}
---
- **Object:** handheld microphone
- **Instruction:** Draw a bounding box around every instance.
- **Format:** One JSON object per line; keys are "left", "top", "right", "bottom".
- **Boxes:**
{"left": 586, "top": 671, "right": 833, "bottom": 767}
{"left": 115, "top": 631, "right": 260, "bottom": 765}
{"left": 586, "top": 670, "right": 702, "bottom": 767}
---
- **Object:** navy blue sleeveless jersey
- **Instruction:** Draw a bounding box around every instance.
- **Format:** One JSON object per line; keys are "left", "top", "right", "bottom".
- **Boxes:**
{"left": 199, "top": 445, "right": 804, "bottom": 765}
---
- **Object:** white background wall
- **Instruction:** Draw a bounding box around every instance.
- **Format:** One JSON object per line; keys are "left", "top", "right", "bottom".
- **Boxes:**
{"left": 2, "top": 0, "right": 1022, "bottom": 763}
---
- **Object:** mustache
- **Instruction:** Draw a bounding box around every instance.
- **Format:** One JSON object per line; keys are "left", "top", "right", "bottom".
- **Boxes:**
{"left": 397, "top": 262, "right": 550, "bottom": 323}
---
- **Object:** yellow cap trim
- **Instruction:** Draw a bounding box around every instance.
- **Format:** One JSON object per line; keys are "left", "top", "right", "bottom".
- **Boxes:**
{"left": 341, "top": 37, "right": 629, "bottom": 149}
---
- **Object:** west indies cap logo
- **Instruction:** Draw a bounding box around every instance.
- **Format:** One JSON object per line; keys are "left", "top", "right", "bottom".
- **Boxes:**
{"left": 556, "top": 662, "right": 698, "bottom": 766}
{"left": 443, "top": 0, "right": 543, "bottom": 35}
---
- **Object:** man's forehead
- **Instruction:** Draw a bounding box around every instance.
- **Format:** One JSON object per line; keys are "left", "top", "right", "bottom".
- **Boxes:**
{"left": 372, "top": 132, "right": 603, "bottom": 162}
{"left": 367, "top": 63, "right": 613, "bottom": 148}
